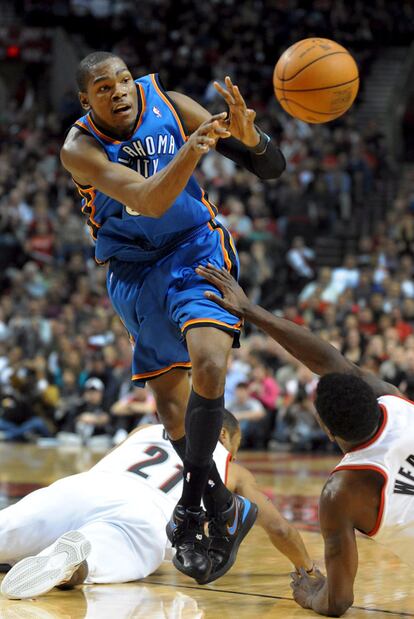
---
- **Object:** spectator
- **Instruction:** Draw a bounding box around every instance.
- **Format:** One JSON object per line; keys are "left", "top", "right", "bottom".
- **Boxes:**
{"left": 228, "top": 382, "right": 266, "bottom": 449}
{"left": 111, "top": 386, "right": 156, "bottom": 443}
{"left": 60, "top": 377, "right": 113, "bottom": 446}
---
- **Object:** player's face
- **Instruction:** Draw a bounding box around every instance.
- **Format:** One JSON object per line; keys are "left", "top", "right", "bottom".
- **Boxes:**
{"left": 81, "top": 59, "right": 138, "bottom": 136}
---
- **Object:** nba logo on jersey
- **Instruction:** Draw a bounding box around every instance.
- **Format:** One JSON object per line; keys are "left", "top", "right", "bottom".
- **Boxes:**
{"left": 152, "top": 106, "right": 162, "bottom": 118}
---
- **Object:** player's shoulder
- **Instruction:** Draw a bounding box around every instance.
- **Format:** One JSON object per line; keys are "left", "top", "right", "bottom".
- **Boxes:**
{"left": 321, "top": 471, "right": 357, "bottom": 512}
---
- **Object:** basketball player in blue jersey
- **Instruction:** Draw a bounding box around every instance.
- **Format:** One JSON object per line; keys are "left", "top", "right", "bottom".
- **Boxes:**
{"left": 61, "top": 51, "right": 286, "bottom": 584}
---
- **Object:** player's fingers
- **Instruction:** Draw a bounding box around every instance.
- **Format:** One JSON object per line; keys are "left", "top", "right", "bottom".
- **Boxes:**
{"left": 204, "top": 291, "right": 227, "bottom": 307}
{"left": 207, "top": 263, "right": 234, "bottom": 282}
{"left": 197, "top": 136, "right": 216, "bottom": 146}
{"left": 214, "top": 80, "right": 236, "bottom": 106}
{"left": 233, "top": 85, "right": 247, "bottom": 110}
{"left": 203, "top": 264, "right": 231, "bottom": 283}
{"left": 196, "top": 266, "right": 224, "bottom": 287}
{"left": 247, "top": 109, "right": 256, "bottom": 122}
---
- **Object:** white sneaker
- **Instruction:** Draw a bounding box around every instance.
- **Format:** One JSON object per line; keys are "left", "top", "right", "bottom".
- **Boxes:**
{"left": 1, "top": 531, "right": 91, "bottom": 600}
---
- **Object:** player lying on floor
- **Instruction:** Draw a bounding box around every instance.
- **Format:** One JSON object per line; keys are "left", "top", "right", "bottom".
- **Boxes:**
{"left": 1, "top": 411, "right": 313, "bottom": 600}
{"left": 198, "top": 264, "right": 414, "bottom": 617}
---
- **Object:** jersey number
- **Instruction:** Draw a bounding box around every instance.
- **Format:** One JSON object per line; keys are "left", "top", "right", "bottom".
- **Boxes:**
{"left": 128, "top": 445, "right": 183, "bottom": 494}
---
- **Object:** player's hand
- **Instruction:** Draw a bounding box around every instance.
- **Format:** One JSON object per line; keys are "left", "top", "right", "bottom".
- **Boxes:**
{"left": 214, "top": 76, "right": 260, "bottom": 147}
{"left": 290, "top": 567, "right": 326, "bottom": 609}
{"left": 196, "top": 263, "right": 251, "bottom": 318}
{"left": 187, "top": 112, "right": 231, "bottom": 154}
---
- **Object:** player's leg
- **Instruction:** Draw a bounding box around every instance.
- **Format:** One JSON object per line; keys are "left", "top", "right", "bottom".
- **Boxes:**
{"left": 0, "top": 475, "right": 88, "bottom": 566}
{"left": 1, "top": 531, "right": 91, "bottom": 599}
{"left": 164, "top": 222, "right": 257, "bottom": 582}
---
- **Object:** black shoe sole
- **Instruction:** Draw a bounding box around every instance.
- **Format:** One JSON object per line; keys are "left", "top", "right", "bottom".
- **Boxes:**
{"left": 197, "top": 500, "right": 258, "bottom": 585}
{"left": 172, "top": 553, "right": 212, "bottom": 582}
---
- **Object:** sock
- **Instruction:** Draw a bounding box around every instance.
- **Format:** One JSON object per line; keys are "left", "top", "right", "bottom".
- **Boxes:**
{"left": 179, "top": 390, "right": 225, "bottom": 508}
{"left": 171, "top": 393, "right": 233, "bottom": 511}
{"left": 171, "top": 434, "right": 232, "bottom": 513}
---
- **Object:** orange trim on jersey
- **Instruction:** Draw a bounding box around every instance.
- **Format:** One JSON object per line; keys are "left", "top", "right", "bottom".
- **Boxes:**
{"left": 206, "top": 220, "right": 232, "bottom": 272}
{"left": 332, "top": 464, "right": 388, "bottom": 537}
{"left": 181, "top": 317, "right": 242, "bottom": 333}
{"left": 201, "top": 189, "right": 216, "bottom": 219}
{"left": 74, "top": 120, "right": 90, "bottom": 133}
{"left": 224, "top": 452, "right": 232, "bottom": 486}
{"left": 132, "top": 362, "right": 192, "bottom": 381}
{"left": 76, "top": 185, "right": 101, "bottom": 240}
{"left": 348, "top": 404, "right": 388, "bottom": 453}
{"left": 215, "top": 225, "right": 232, "bottom": 271}
{"left": 87, "top": 115, "right": 121, "bottom": 144}
{"left": 150, "top": 73, "right": 187, "bottom": 142}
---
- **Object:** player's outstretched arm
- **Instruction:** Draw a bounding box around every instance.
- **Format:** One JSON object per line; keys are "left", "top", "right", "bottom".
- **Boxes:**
{"left": 291, "top": 477, "right": 357, "bottom": 617}
{"left": 60, "top": 114, "right": 229, "bottom": 218}
{"left": 228, "top": 462, "right": 313, "bottom": 572}
{"left": 197, "top": 264, "right": 400, "bottom": 398}
{"left": 169, "top": 82, "right": 286, "bottom": 180}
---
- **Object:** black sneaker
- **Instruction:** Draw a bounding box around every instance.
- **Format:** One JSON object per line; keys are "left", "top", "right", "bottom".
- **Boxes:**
{"left": 166, "top": 504, "right": 212, "bottom": 582}
{"left": 201, "top": 494, "right": 258, "bottom": 585}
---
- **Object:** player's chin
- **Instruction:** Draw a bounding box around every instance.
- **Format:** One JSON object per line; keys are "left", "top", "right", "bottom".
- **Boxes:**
{"left": 112, "top": 106, "right": 136, "bottom": 124}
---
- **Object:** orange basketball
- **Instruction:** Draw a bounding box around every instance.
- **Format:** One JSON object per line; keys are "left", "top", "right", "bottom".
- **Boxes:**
{"left": 273, "top": 38, "right": 359, "bottom": 124}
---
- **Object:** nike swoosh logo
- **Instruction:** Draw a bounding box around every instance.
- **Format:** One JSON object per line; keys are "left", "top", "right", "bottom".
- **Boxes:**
{"left": 227, "top": 500, "right": 239, "bottom": 535}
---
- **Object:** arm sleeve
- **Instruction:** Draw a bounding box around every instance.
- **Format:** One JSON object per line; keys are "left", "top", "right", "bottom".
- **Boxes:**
{"left": 215, "top": 134, "right": 286, "bottom": 180}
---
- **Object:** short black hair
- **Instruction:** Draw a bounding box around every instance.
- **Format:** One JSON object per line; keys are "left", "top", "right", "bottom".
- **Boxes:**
{"left": 315, "top": 373, "right": 381, "bottom": 443}
{"left": 236, "top": 382, "right": 249, "bottom": 389}
{"left": 76, "top": 51, "right": 123, "bottom": 92}
{"left": 222, "top": 409, "right": 240, "bottom": 438}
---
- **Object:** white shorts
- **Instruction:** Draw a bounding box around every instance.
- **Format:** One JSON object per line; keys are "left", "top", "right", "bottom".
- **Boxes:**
{"left": 0, "top": 470, "right": 174, "bottom": 583}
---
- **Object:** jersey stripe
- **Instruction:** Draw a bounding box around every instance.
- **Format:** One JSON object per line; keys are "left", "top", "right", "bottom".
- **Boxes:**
{"left": 150, "top": 73, "right": 187, "bottom": 142}
{"left": 132, "top": 361, "right": 192, "bottom": 382}
{"left": 181, "top": 317, "right": 242, "bottom": 332}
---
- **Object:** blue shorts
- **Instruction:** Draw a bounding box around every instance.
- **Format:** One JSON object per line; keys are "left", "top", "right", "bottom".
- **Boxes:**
{"left": 107, "top": 220, "right": 241, "bottom": 386}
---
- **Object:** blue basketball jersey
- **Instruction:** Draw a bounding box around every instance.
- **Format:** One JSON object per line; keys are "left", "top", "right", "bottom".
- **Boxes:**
{"left": 72, "top": 73, "right": 218, "bottom": 263}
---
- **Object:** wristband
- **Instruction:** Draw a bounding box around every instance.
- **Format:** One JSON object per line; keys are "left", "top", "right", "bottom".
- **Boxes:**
{"left": 250, "top": 127, "right": 271, "bottom": 155}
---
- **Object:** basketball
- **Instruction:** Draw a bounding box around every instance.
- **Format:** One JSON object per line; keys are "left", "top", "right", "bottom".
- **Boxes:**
{"left": 273, "top": 38, "right": 359, "bottom": 124}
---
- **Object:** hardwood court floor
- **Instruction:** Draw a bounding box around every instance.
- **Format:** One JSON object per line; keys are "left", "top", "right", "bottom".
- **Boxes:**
{"left": 0, "top": 443, "right": 413, "bottom": 619}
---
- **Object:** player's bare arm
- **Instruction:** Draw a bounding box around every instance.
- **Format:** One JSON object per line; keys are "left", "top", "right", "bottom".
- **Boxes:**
{"left": 60, "top": 114, "right": 230, "bottom": 219}
{"left": 169, "top": 77, "right": 286, "bottom": 179}
{"left": 196, "top": 264, "right": 401, "bottom": 398}
{"left": 291, "top": 475, "right": 359, "bottom": 616}
{"left": 227, "top": 461, "right": 313, "bottom": 572}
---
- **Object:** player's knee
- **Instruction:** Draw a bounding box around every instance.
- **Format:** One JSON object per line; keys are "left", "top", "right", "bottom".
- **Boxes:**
{"left": 154, "top": 395, "right": 185, "bottom": 437}
{"left": 191, "top": 355, "right": 227, "bottom": 396}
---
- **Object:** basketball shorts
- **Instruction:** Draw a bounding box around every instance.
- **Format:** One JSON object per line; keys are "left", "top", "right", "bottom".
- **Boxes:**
{"left": 107, "top": 220, "right": 242, "bottom": 386}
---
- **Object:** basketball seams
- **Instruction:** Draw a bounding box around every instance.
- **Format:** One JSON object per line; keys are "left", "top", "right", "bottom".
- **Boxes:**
{"left": 278, "top": 51, "right": 351, "bottom": 82}
{"left": 274, "top": 76, "right": 359, "bottom": 93}
{"left": 274, "top": 38, "right": 313, "bottom": 81}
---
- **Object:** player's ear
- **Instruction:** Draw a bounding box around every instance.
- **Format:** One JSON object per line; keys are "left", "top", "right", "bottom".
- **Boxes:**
{"left": 79, "top": 92, "right": 90, "bottom": 111}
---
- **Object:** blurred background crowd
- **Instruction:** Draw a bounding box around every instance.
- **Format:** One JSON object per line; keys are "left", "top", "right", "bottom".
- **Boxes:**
{"left": 1, "top": 0, "right": 414, "bottom": 450}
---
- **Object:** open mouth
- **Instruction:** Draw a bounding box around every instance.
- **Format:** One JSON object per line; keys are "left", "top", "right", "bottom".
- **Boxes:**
{"left": 113, "top": 104, "right": 132, "bottom": 115}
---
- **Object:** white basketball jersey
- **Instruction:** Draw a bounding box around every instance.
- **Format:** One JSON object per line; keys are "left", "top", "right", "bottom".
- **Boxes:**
{"left": 333, "top": 394, "right": 414, "bottom": 567}
{"left": 90, "top": 424, "right": 231, "bottom": 505}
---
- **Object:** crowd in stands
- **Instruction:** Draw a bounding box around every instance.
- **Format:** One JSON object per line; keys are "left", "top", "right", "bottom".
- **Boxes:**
{"left": 0, "top": 2, "right": 414, "bottom": 450}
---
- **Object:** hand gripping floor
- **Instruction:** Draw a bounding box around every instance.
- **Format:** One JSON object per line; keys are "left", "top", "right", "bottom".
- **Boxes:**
{"left": 1, "top": 531, "right": 91, "bottom": 600}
